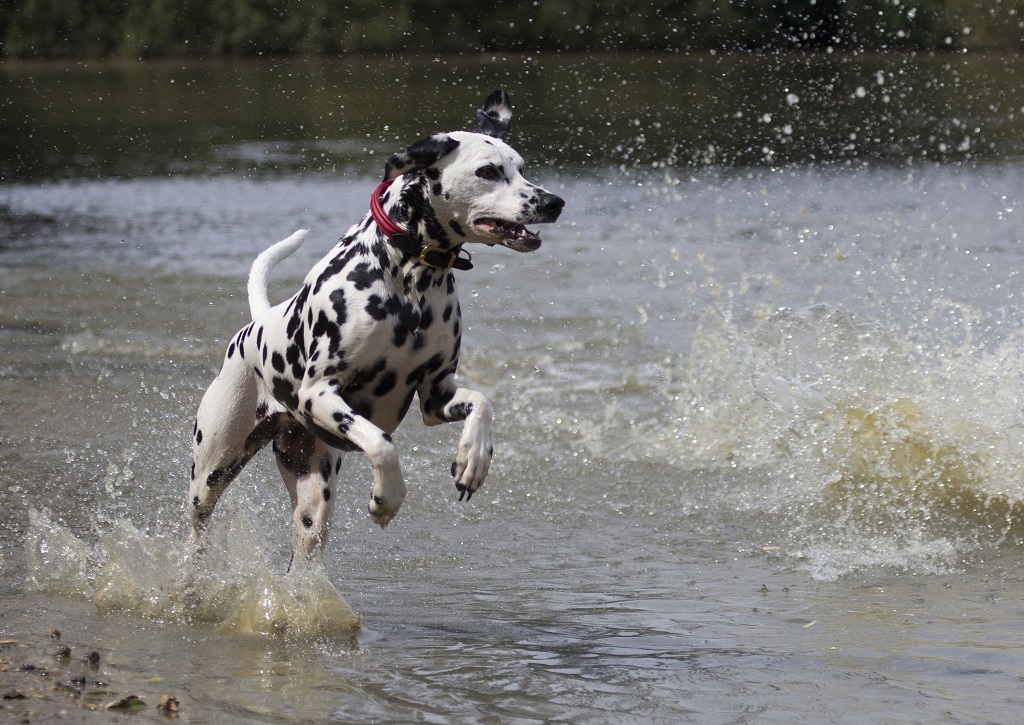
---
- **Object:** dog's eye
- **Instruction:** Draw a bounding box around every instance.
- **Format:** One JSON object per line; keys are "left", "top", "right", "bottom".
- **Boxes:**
{"left": 475, "top": 165, "right": 502, "bottom": 181}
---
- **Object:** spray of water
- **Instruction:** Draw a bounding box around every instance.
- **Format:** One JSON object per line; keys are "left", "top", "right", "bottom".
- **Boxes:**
{"left": 584, "top": 300, "right": 1024, "bottom": 580}
{"left": 25, "top": 505, "right": 360, "bottom": 637}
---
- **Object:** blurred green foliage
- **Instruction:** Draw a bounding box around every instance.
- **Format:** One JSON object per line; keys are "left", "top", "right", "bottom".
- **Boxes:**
{"left": 1, "top": 0, "right": 1021, "bottom": 58}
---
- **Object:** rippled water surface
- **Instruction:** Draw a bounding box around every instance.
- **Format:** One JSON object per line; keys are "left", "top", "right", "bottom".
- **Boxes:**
{"left": 3, "top": 54, "right": 1024, "bottom": 722}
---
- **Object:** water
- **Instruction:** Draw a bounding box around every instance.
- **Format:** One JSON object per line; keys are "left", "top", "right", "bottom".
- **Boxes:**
{"left": 3, "top": 54, "right": 1024, "bottom": 722}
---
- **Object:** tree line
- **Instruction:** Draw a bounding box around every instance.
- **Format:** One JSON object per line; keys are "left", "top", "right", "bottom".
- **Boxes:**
{"left": 1, "top": 0, "right": 1021, "bottom": 59}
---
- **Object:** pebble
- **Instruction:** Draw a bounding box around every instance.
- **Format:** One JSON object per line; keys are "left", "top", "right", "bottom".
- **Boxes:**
{"left": 158, "top": 694, "right": 180, "bottom": 712}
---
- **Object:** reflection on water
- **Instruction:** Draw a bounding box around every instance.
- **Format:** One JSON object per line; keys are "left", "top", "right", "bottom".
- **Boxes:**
{"left": 3, "top": 54, "right": 1024, "bottom": 722}
{"left": 3, "top": 53, "right": 1024, "bottom": 182}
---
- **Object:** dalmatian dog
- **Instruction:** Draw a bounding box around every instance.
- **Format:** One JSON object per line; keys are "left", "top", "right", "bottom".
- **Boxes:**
{"left": 189, "top": 90, "right": 564, "bottom": 567}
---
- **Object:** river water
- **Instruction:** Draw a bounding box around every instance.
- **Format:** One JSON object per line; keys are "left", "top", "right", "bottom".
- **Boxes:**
{"left": 3, "top": 53, "right": 1024, "bottom": 722}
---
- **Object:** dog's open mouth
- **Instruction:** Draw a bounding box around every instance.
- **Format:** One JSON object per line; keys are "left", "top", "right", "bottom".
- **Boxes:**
{"left": 474, "top": 218, "right": 543, "bottom": 252}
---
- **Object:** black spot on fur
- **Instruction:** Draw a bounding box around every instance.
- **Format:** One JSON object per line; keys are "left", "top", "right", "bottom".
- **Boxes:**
{"left": 332, "top": 411, "right": 354, "bottom": 434}
{"left": 419, "top": 306, "right": 434, "bottom": 331}
{"left": 195, "top": 429, "right": 203, "bottom": 445}
{"left": 320, "top": 454, "right": 332, "bottom": 481}
{"left": 226, "top": 342, "right": 235, "bottom": 358}
{"left": 366, "top": 293, "right": 400, "bottom": 322}
{"left": 322, "top": 359, "right": 349, "bottom": 377}
{"left": 347, "top": 263, "right": 382, "bottom": 291}
{"left": 424, "top": 387, "right": 456, "bottom": 420}
{"left": 329, "top": 288, "right": 349, "bottom": 322}
{"left": 256, "top": 401, "right": 268, "bottom": 419}
{"left": 323, "top": 488, "right": 331, "bottom": 501}
{"left": 302, "top": 514, "right": 313, "bottom": 528}
{"left": 345, "top": 358, "right": 387, "bottom": 395}
{"left": 374, "top": 369, "right": 397, "bottom": 396}
{"left": 285, "top": 342, "right": 304, "bottom": 379}
{"left": 272, "top": 376, "right": 299, "bottom": 410}
{"left": 271, "top": 351, "right": 286, "bottom": 374}
{"left": 285, "top": 286, "right": 310, "bottom": 339}
{"left": 449, "top": 219, "right": 466, "bottom": 237}
{"left": 312, "top": 310, "right": 343, "bottom": 356}
{"left": 406, "top": 352, "right": 445, "bottom": 387}
{"left": 314, "top": 241, "right": 369, "bottom": 295}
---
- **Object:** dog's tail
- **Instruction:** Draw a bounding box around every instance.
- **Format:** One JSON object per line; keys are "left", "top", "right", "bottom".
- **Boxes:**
{"left": 248, "top": 229, "right": 308, "bottom": 318}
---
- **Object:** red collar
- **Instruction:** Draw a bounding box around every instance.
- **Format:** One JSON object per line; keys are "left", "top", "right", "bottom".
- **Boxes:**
{"left": 370, "top": 179, "right": 473, "bottom": 271}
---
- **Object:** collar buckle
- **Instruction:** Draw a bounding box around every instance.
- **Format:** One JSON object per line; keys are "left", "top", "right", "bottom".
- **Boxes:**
{"left": 418, "top": 245, "right": 472, "bottom": 271}
{"left": 418, "top": 245, "right": 456, "bottom": 270}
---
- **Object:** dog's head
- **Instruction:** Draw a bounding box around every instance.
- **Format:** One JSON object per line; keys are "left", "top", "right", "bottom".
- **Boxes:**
{"left": 383, "top": 90, "right": 564, "bottom": 253}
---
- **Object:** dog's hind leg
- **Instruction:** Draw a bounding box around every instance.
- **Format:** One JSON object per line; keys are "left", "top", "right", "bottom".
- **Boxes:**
{"left": 271, "top": 421, "right": 341, "bottom": 569}
{"left": 189, "top": 353, "right": 279, "bottom": 541}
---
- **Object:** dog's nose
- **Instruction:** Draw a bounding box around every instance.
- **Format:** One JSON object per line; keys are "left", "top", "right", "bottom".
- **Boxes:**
{"left": 539, "top": 192, "right": 565, "bottom": 219}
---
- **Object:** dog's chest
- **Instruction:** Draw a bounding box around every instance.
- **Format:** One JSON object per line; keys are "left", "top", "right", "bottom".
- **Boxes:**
{"left": 300, "top": 247, "right": 461, "bottom": 431}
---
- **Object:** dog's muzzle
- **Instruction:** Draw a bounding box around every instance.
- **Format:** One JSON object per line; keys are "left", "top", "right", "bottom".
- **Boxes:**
{"left": 475, "top": 192, "right": 566, "bottom": 253}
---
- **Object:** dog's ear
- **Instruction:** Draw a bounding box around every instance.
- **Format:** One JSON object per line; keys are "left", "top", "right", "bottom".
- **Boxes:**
{"left": 384, "top": 133, "right": 461, "bottom": 181}
{"left": 474, "top": 89, "right": 512, "bottom": 140}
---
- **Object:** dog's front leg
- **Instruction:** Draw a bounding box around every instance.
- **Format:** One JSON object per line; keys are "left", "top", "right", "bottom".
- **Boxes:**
{"left": 421, "top": 383, "right": 493, "bottom": 501}
{"left": 297, "top": 380, "right": 406, "bottom": 527}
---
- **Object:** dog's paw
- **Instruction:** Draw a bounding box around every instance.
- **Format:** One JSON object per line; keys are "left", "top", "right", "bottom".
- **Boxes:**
{"left": 368, "top": 493, "right": 403, "bottom": 527}
{"left": 368, "top": 470, "right": 406, "bottom": 528}
{"left": 451, "top": 436, "right": 493, "bottom": 502}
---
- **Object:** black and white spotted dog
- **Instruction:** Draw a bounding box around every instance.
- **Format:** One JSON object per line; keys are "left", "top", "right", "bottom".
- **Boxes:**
{"left": 189, "top": 90, "right": 564, "bottom": 566}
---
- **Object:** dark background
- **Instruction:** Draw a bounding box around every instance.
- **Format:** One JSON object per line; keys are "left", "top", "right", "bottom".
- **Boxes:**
{"left": 1, "top": 0, "right": 1022, "bottom": 58}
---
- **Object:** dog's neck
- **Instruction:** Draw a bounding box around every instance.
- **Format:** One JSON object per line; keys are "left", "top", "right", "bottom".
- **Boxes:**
{"left": 372, "top": 177, "right": 473, "bottom": 272}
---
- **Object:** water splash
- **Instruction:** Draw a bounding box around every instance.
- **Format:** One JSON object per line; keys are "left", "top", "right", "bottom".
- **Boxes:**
{"left": 595, "top": 303, "right": 1024, "bottom": 580}
{"left": 25, "top": 508, "right": 360, "bottom": 637}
